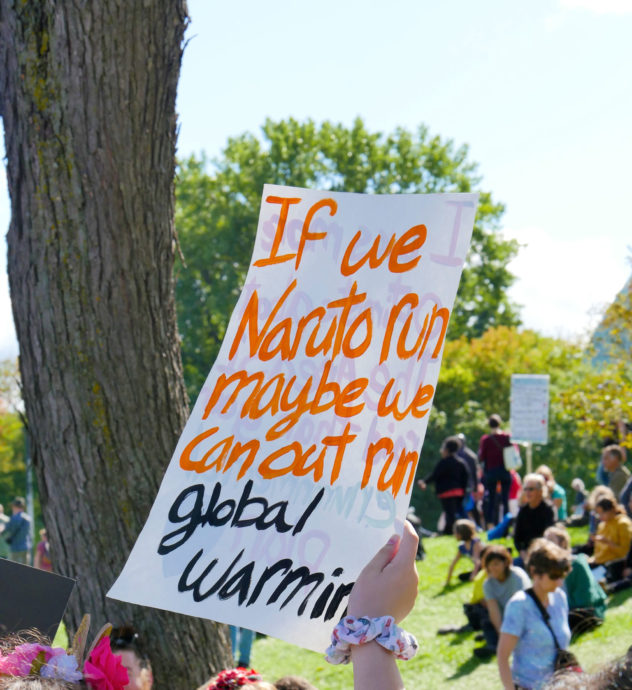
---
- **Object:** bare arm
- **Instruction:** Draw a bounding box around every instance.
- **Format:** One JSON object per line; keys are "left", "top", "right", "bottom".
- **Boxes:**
{"left": 445, "top": 552, "right": 461, "bottom": 585}
{"left": 487, "top": 598, "right": 502, "bottom": 633}
{"left": 497, "top": 632, "right": 518, "bottom": 690}
{"left": 351, "top": 642, "right": 404, "bottom": 690}
{"left": 348, "top": 522, "right": 419, "bottom": 690}
{"left": 470, "top": 542, "right": 483, "bottom": 580}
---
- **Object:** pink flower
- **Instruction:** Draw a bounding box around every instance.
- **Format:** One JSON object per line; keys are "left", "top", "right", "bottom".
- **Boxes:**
{"left": 83, "top": 638, "right": 129, "bottom": 690}
{"left": 0, "top": 643, "right": 64, "bottom": 676}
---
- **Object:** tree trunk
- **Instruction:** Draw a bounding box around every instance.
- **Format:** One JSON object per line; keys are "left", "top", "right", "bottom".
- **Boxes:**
{"left": 0, "top": 1, "right": 232, "bottom": 686}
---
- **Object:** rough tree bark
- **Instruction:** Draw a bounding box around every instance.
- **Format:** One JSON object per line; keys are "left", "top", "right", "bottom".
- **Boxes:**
{"left": 0, "top": 1, "right": 232, "bottom": 686}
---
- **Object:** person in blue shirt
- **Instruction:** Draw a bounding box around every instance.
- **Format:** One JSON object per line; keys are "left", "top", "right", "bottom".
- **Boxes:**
{"left": 497, "top": 538, "right": 572, "bottom": 690}
{"left": 4, "top": 496, "right": 32, "bottom": 565}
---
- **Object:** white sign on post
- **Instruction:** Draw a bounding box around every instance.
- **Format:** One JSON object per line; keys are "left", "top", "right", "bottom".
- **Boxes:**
{"left": 108, "top": 185, "right": 478, "bottom": 652}
{"left": 510, "top": 374, "right": 550, "bottom": 444}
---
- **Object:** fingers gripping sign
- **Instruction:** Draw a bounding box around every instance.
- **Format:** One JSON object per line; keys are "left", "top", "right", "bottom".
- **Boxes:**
{"left": 348, "top": 521, "right": 419, "bottom": 622}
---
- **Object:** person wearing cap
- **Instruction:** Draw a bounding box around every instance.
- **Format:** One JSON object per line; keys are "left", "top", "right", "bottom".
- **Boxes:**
{"left": 4, "top": 496, "right": 32, "bottom": 565}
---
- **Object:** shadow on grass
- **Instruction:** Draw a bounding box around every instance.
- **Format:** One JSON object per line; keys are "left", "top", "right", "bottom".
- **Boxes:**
{"left": 447, "top": 653, "right": 492, "bottom": 679}
{"left": 432, "top": 581, "right": 469, "bottom": 598}
{"left": 447, "top": 631, "right": 477, "bottom": 647}
{"left": 607, "top": 588, "right": 632, "bottom": 609}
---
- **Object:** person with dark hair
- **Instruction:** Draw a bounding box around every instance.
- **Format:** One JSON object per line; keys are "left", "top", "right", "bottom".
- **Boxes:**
{"left": 543, "top": 645, "right": 632, "bottom": 689}
{"left": 417, "top": 436, "right": 469, "bottom": 535}
{"left": 478, "top": 414, "right": 512, "bottom": 528}
{"left": 456, "top": 433, "right": 482, "bottom": 525}
{"left": 110, "top": 625, "right": 153, "bottom": 690}
{"left": 604, "top": 529, "right": 632, "bottom": 595}
{"left": 497, "top": 539, "right": 572, "bottom": 690}
{"left": 513, "top": 474, "right": 555, "bottom": 564}
{"left": 474, "top": 545, "right": 530, "bottom": 659}
{"left": 4, "top": 497, "right": 32, "bottom": 565}
{"left": 590, "top": 497, "right": 632, "bottom": 571}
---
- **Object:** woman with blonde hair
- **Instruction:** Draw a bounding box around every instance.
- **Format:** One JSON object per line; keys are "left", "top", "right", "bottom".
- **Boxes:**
{"left": 536, "top": 465, "right": 567, "bottom": 521}
{"left": 513, "top": 474, "right": 555, "bottom": 564}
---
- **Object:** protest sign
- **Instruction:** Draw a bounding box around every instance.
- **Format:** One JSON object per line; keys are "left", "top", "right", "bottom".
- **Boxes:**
{"left": 0, "top": 559, "right": 75, "bottom": 638}
{"left": 108, "top": 185, "right": 478, "bottom": 652}
{"left": 510, "top": 374, "right": 550, "bottom": 444}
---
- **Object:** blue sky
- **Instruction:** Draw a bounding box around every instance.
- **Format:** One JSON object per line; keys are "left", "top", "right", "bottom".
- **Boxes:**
{"left": 1, "top": 0, "right": 631, "bottom": 358}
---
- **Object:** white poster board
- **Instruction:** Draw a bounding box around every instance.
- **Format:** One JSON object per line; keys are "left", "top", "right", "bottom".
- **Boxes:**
{"left": 510, "top": 374, "right": 550, "bottom": 444}
{"left": 108, "top": 185, "right": 478, "bottom": 652}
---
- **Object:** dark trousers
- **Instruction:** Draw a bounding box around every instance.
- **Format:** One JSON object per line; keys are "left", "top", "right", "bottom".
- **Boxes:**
{"left": 608, "top": 577, "right": 632, "bottom": 594}
{"left": 440, "top": 496, "right": 463, "bottom": 535}
{"left": 568, "top": 608, "right": 602, "bottom": 635}
{"left": 463, "top": 602, "right": 487, "bottom": 630}
{"left": 483, "top": 467, "right": 511, "bottom": 525}
{"left": 481, "top": 616, "right": 498, "bottom": 650}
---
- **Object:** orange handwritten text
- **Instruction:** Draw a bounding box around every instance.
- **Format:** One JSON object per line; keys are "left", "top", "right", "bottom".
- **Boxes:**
{"left": 179, "top": 424, "right": 357, "bottom": 486}
{"left": 377, "top": 380, "right": 434, "bottom": 421}
{"left": 202, "top": 362, "right": 369, "bottom": 440}
{"left": 254, "top": 196, "right": 337, "bottom": 270}
{"left": 360, "top": 437, "right": 418, "bottom": 497}
{"left": 380, "top": 297, "right": 449, "bottom": 364}
{"left": 341, "top": 225, "right": 427, "bottom": 276}
{"left": 229, "top": 281, "right": 372, "bottom": 362}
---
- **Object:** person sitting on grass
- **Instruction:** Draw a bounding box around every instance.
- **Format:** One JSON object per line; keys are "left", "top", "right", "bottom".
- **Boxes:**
{"left": 604, "top": 492, "right": 632, "bottom": 595}
{"left": 438, "top": 545, "right": 489, "bottom": 635}
{"left": 444, "top": 519, "right": 484, "bottom": 586}
{"left": 473, "top": 544, "right": 531, "bottom": 659}
{"left": 544, "top": 526, "right": 606, "bottom": 635}
{"left": 602, "top": 444, "right": 630, "bottom": 499}
{"left": 589, "top": 497, "right": 632, "bottom": 580}
{"left": 513, "top": 474, "right": 555, "bottom": 565}
{"left": 536, "top": 465, "right": 568, "bottom": 522}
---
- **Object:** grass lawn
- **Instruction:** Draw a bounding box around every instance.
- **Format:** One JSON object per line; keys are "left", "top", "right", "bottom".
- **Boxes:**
{"left": 250, "top": 528, "right": 632, "bottom": 689}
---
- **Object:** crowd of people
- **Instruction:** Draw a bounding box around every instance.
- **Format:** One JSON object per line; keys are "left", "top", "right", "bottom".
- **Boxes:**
{"left": 422, "top": 414, "right": 632, "bottom": 688}
{"left": 1, "top": 414, "right": 631, "bottom": 689}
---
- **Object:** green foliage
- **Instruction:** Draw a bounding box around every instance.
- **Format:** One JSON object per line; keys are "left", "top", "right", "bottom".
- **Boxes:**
{"left": 0, "top": 410, "right": 26, "bottom": 504}
{"left": 174, "top": 118, "right": 520, "bottom": 400}
{"left": 413, "top": 327, "right": 599, "bottom": 526}
{"left": 562, "top": 275, "right": 632, "bottom": 448}
{"left": 251, "top": 529, "right": 632, "bottom": 689}
{"left": 0, "top": 359, "right": 26, "bottom": 505}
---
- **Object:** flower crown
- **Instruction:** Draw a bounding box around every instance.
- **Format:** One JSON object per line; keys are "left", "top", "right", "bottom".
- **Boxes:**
{"left": 209, "top": 666, "right": 262, "bottom": 689}
{"left": 0, "top": 615, "right": 129, "bottom": 689}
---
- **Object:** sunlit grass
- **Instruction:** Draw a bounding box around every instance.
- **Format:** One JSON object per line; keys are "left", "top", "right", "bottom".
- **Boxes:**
{"left": 251, "top": 527, "right": 632, "bottom": 689}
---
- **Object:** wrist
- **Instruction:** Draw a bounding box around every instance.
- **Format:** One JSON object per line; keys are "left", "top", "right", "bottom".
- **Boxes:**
{"left": 325, "top": 615, "right": 418, "bottom": 666}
